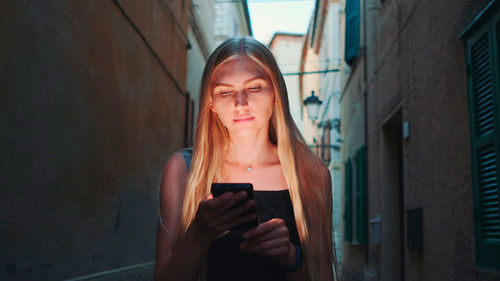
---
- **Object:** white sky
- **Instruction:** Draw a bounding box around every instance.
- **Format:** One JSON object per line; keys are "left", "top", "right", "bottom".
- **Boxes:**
{"left": 248, "top": 0, "right": 315, "bottom": 44}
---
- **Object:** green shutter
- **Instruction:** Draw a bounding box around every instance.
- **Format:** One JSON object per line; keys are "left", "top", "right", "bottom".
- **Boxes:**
{"left": 345, "top": 0, "right": 360, "bottom": 63}
{"left": 355, "top": 146, "right": 367, "bottom": 244}
{"left": 465, "top": 12, "right": 500, "bottom": 269}
{"left": 344, "top": 158, "right": 353, "bottom": 242}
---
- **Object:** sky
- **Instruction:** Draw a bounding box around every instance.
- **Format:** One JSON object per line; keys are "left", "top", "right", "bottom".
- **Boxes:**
{"left": 247, "top": 0, "right": 316, "bottom": 44}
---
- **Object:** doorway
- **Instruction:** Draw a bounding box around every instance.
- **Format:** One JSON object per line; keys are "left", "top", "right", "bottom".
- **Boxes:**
{"left": 380, "top": 109, "right": 405, "bottom": 281}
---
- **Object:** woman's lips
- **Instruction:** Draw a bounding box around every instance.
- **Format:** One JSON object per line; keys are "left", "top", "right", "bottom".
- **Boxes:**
{"left": 234, "top": 116, "right": 255, "bottom": 123}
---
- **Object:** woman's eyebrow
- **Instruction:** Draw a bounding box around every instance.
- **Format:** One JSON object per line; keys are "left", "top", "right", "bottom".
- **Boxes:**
{"left": 212, "top": 82, "right": 233, "bottom": 88}
{"left": 244, "top": 76, "right": 265, "bottom": 83}
{"left": 211, "top": 76, "right": 265, "bottom": 88}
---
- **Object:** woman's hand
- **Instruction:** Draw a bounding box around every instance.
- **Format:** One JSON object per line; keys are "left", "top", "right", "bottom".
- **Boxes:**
{"left": 191, "top": 191, "right": 256, "bottom": 240}
{"left": 240, "top": 218, "right": 296, "bottom": 266}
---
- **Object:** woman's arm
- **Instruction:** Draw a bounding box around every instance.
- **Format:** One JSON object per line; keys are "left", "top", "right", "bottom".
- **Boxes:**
{"left": 155, "top": 221, "right": 213, "bottom": 281}
{"left": 154, "top": 152, "right": 207, "bottom": 281}
{"left": 154, "top": 152, "right": 256, "bottom": 281}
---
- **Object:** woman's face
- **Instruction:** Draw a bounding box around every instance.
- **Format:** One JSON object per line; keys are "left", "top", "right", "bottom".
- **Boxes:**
{"left": 210, "top": 56, "right": 275, "bottom": 137}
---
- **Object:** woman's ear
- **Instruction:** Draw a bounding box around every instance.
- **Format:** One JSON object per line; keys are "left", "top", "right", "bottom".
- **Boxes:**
{"left": 209, "top": 96, "right": 216, "bottom": 113}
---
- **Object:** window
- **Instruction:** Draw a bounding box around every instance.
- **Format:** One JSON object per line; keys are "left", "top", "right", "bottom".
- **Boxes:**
{"left": 344, "top": 146, "right": 367, "bottom": 244}
{"left": 344, "top": 0, "right": 360, "bottom": 64}
{"left": 463, "top": 3, "right": 500, "bottom": 270}
{"left": 344, "top": 158, "right": 353, "bottom": 242}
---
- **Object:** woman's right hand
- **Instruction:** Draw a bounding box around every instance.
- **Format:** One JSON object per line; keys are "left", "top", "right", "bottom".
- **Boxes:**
{"left": 191, "top": 191, "right": 256, "bottom": 240}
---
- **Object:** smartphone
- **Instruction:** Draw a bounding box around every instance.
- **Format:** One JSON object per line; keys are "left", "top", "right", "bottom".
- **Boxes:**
{"left": 210, "top": 183, "right": 259, "bottom": 231}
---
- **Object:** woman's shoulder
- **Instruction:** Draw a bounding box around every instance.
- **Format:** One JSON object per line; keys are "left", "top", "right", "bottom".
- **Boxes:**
{"left": 162, "top": 148, "right": 192, "bottom": 180}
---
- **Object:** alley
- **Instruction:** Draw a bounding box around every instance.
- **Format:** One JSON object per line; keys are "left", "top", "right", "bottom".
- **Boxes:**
{"left": 2, "top": 0, "right": 500, "bottom": 281}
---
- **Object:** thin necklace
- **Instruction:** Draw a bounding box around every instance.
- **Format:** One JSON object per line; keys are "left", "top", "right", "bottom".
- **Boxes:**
{"left": 223, "top": 159, "right": 254, "bottom": 171}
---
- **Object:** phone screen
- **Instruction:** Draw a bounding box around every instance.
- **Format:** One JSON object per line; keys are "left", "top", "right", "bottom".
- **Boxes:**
{"left": 211, "top": 183, "right": 259, "bottom": 231}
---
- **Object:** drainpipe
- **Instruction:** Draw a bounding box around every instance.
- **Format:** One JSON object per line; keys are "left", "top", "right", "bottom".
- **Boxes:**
{"left": 362, "top": 0, "right": 369, "bottom": 266}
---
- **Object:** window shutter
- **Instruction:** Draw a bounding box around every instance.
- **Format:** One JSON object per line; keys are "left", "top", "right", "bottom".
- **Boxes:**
{"left": 344, "top": 158, "right": 353, "bottom": 241}
{"left": 355, "top": 146, "right": 367, "bottom": 244}
{"left": 465, "top": 15, "right": 500, "bottom": 269}
{"left": 345, "top": 0, "right": 360, "bottom": 63}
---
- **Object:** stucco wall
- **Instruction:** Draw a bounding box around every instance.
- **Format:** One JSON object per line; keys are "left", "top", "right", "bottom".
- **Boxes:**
{"left": 1, "top": 1, "right": 189, "bottom": 280}
{"left": 269, "top": 34, "right": 305, "bottom": 134}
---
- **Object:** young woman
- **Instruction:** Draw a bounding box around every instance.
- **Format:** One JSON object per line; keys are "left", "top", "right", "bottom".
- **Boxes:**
{"left": 155, "top": 37, "right": 337, "bottom": 281}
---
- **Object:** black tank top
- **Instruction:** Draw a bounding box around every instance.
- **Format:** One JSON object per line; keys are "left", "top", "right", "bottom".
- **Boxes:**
{"left": 179, "top": 148, "right": 300, "bottom": 281}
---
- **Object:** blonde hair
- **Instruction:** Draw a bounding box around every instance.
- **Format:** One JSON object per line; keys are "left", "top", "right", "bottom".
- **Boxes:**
{"left": 176, "top": 37, "right": 337, "bottom": 281}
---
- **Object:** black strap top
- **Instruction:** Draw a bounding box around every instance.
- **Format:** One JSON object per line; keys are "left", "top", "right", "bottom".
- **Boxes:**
{"left": 179, "top": 148, "right": 300, "bottom": 281}
{"left": 207, "top": 190, "right": 300, "bottom": 281}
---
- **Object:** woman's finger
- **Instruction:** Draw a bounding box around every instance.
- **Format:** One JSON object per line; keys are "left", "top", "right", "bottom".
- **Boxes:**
{"left": 241, "top": 239, "right": 296, "bottom": 267}
{"left": 241, "top": 230, "right": 288, "bottom": 249}
{"left": 242, "top": 226, "right": 285, "bottom": 249}
{"left": 195, "top": 192, "right": 256, "bottom": 235}
{"left": 241, "top": 222, "right": 290, "bottom": 254}
{"left": 217, "top": 191, "right": 248, "bottom": 213}
{"left": 194, "top": 193, "right": 235, "bottom": 235}
{"left": 254, "top": 245, "right": 289, "bottom": 257}
{"left": 226, "top": 212, "right": 257, "bottom": 230}
{"left": 243, "top": 218, "right": 284, "bottom": 238}
{"left": 242, "top": 236, "right": 289, "bottom": 253}
{"left": 243, "top": 218, "right": 287, "bottom": 241}
{"left": 206, "top": 192, "right": 234, "bottom": 209}
{"left": 223, "top": 199, "right": 255, "bottom": 221}
{"left": 208, "top": 209, "right": 257, "bottom": 234}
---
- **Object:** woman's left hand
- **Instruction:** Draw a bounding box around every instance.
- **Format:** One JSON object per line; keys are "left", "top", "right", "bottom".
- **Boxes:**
{"left": 240, "top": 218, "right": 296, "bottom": 266}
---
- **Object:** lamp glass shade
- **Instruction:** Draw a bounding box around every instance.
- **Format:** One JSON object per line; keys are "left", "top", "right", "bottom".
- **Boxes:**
{"left": 303, "top": 91, "right": 323, "bottom": 121}
{"left": 306, "top": 103, "right": 320, "bottom": 120}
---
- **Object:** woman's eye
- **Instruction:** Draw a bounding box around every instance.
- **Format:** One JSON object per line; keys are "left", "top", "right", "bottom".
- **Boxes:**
{"left": 219, "top": 90, "right": 232, "bottom": 96}
{"left": 247, "top": 86, "right": 261, "bottom": 92}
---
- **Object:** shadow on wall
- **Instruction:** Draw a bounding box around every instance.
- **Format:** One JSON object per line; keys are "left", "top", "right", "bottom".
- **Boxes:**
{"left": 1, "top": 0, "right": 188, "bottom": 280}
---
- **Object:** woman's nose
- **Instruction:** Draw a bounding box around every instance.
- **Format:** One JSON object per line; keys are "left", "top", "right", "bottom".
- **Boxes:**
{"left": 234, "top": 90, "right": 248, "bottom": 108}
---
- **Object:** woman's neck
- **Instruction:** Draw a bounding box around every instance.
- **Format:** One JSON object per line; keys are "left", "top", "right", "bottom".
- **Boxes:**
{"left": 225, "top": 133, "right": 277, "bottom": 168}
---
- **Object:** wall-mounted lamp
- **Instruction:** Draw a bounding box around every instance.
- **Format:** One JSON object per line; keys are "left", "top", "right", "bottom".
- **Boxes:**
{"left": 303, "top": 91, "right": 323, "bottom": 121}
{"left": 332, "top": 118, "right": 341, "bottom": 133}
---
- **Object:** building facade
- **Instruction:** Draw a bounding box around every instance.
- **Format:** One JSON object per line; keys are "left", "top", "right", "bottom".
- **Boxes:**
{"left": 300, "top": 0, "right": 344, "bottom": 268}
{"left": 339, "top": 0, "right": 500, "bottom": 280}
{"left": 213, "top": 0, "right": 253, "bottom": 47}
{"left": 268, "top": 32, "right": 305, "bottom": 134}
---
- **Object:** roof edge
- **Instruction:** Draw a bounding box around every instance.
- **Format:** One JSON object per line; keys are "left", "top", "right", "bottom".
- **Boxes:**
{"left": 460, "top": 0, "right": 498, "bottom": 39}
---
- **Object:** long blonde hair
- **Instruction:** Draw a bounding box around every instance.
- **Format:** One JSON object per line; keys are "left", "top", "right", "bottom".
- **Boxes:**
{"left": 176, "top": 37, "right": 337, "bottom": 281}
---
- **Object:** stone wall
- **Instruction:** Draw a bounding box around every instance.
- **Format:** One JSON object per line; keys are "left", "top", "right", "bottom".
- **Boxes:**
{"left": 340, "top": 0, "right": 500, "bottom": 280}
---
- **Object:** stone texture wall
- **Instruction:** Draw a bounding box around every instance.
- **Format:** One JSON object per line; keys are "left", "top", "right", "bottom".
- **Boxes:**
{"left": 1, "top": 1, "right": 189, "bottom": 280}
{"left": 340, "top": 0, "right": 500, "bottom": 280}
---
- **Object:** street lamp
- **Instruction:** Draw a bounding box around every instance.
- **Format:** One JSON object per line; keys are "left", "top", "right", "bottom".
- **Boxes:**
{"left": 303, "top": 90, "right": 322, "bottom": 121}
